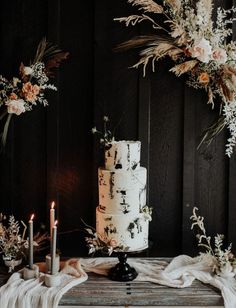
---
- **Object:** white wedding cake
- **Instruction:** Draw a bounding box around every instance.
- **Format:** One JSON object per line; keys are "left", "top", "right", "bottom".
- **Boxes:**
{"left": 96, "top": 140, "right": 151, "bottom": 252}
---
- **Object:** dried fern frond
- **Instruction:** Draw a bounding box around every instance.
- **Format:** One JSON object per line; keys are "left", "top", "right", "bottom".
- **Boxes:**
{"left": 128, "top": 0, "right": 163, "bottom": 13}
{"left": 169, "top": 60, "right": 198, "bottom": 76}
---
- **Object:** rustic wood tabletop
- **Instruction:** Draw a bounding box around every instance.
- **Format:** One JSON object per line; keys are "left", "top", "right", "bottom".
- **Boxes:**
{"left": 0, "top": 258, "right": 224, "bottom": 307}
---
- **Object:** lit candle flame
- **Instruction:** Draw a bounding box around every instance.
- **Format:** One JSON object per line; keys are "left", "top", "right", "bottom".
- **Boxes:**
{"left": 54, "top": 220, "right": 58, "bottom": 226}
{"left": 51, "top": 201, "right": 55, "bottom": 209}
{"left": 30, "top": 214, "right": 34, "bottom": 221}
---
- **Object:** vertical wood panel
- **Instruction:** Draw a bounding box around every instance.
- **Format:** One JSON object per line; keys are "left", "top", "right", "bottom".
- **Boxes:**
{"left": 182, "top": 87, "right": 197, "bottom": 255}
{"left": 228, "top": 0, "right": 236, "bottom": 247}
{"left": 149, "top": 60, "right": 184, "bottom": 256}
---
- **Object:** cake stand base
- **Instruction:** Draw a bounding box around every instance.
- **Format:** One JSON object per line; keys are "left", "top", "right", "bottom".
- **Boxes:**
{"left": 108, "top": 252, "right": 138, "bottom": 281}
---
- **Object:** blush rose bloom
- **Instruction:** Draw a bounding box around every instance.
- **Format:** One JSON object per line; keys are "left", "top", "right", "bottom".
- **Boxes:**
{"left": 198, "top": 72, "right": 210, "bottom": 84}
{"left": 190, "top": 38, "right": 212, "bottom": 63}
{"left": 109, "top": 239, "right": 118, "bottom": 248}
{"left": 212, "top": 47, "right": 227, "bottom": 64}
{"left": 22, "top": 82, "right": 40, "bottom": 102}
{"left": 6, "top": 99, "right": 26, "bottom": 115}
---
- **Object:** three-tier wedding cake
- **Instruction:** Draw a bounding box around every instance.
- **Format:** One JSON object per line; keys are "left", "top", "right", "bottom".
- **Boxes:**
{"left": 96, "top": 140, "right": 150, "bottom": 252}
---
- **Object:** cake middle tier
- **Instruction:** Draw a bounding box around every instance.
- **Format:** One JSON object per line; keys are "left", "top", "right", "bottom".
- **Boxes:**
{"left": 98, "top": 167, "right": 147, "bottom": 215}
{"left": 96, "top": 207, "right": 149, "bottom": 252}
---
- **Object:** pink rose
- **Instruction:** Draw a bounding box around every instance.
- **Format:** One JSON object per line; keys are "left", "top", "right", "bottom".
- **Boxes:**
{"left": 212, "top": 48, "right": 227, "bottom": 64}
{"left": 190, "top": 38, "right": 212, "bottom": 63}
{"left": 6, "top": 99, "right": 26, "bottom": 115}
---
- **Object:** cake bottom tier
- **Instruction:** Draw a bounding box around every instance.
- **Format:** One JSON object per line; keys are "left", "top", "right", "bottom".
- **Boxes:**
{"left": 96, "top": 207, "right": 149, "bottom": 252}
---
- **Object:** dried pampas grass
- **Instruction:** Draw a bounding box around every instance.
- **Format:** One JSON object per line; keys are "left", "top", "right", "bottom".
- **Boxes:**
{"left": 128, "top": 0, "right": 163, "bottom": 13}
{"left": 169, "top": 60, "right": 198, "bottom": 76}
{"left": 131, "top": 41, "right": 183, "bottom": 76}
{"left": 165, "top": 0, "right": 182, "bottom": 12}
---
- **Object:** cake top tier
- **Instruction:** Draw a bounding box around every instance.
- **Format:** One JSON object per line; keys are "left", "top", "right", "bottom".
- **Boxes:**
{"left": 105, "top": 140, "right": 141, "bottom": 171}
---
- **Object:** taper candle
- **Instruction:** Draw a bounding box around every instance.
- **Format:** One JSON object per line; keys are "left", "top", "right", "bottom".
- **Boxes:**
{"left": 51, "top": 220, "right": 57, "bottom": 275}
{"left": 50, "top": 201, "right": 55, "bottom": 239}
{"left": 28, "top": 214, "right": 34, "bottom": 270}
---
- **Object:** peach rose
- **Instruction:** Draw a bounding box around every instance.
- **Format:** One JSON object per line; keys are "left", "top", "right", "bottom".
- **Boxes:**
{"left": 9, "top": 93, "right": 18, "bottom": 100}
{"left": 6, "top": 99, "right": 26, "bottom": 115}
{"left": 22, "top": 82, "right": 40, "bottom": 102}
{"left": 109, "top": 239, "right": 118, "bottom": 248}
{"left": 198, "top": 72, "right": 210, "bottom": 84}
{"left": 212, "top": 47, "right": 227, "bottom": 64}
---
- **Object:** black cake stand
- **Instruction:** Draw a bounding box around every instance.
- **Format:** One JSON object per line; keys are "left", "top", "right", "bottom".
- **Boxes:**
{"left": 108, "top": 247, "right": 149, "bottom": 282}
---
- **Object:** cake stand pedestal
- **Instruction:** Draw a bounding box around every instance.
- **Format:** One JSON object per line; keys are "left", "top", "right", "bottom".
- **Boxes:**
{"left": 108, "top": 252, "right": 138, "bottom": 281}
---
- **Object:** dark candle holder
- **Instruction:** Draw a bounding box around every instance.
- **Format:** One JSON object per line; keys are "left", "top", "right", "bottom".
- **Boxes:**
{"left": 108, "top": 252, "right": 138, "bottom": 281}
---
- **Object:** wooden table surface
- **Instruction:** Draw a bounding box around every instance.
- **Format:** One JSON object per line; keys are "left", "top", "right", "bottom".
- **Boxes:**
{"left": 0, "top": 258, "right": 224, "bottom": 307}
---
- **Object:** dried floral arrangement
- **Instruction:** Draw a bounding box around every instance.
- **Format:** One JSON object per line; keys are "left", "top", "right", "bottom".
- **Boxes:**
{"left": 0, "top": 38, "right": 69, "bottom": 148}
{"left": 92, "top": 116, "right": 114, "bottom": 146}
{"left": 115, "top": 0, "right": 236, "bottom": 156}
{"left": 0, "top": 213, "right": 48, "bottom": 262}
{"left": 83, "top": 221, "right": 127, "bottom": 256}
{"left": 191, "top": 207, "right": 236, "bottom": 277}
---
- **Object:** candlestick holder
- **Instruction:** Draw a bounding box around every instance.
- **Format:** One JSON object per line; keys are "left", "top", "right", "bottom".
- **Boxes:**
{"left": 44, "top": 273, "right": 61, "bottom": 287}
{"left": 45, "top": 254, "right": 60, "bottom": 274}
{"left": 23, "top": 264, "right": 39, "bottom": 280}
{"left": 108, "top": 252, "right": 138, "bottom": 281}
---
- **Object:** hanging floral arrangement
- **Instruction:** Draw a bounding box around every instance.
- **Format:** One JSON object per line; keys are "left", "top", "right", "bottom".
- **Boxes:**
{"left": 115, "top": 0, "right": 236, "bottom": 156}
{"left": 0, "top": 38, "right": 69, "bottom": 148}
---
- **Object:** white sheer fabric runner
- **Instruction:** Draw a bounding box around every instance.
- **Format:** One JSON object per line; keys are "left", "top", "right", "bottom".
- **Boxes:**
{"left": 0, "top": 255, "right": 235, "bottom": 308}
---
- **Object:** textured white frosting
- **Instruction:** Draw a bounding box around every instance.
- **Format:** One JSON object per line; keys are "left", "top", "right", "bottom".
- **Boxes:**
{"left": 96, "top": 207, "right": 148, "bottom": 252}
{"left": 98, "top": 167, "right": 147, "bottom": 215}
{"left": 105, "top": 140, "right": 141, "bottom": 171}
{"left": 96, "top": 140, "right": 149, "bottom": 252}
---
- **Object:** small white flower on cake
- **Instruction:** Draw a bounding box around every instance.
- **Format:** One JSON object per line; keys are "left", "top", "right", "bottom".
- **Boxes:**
{"left": 6, "top": 99, "right": 26, "bottom": 115}
{"left": 190, "top": 38, "right": 212, "bottom": 63}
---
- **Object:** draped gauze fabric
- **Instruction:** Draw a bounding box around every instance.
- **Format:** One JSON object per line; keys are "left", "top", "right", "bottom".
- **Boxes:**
{"left": 0, "top": 255, "right": 236, "bottom": 308}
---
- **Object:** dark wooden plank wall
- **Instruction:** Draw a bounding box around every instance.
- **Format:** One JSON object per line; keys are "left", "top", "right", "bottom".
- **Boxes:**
{"left": 0, "top": 0, "right": 235, "bottom": 257}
